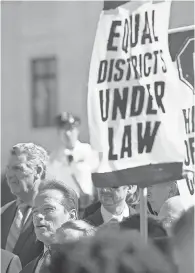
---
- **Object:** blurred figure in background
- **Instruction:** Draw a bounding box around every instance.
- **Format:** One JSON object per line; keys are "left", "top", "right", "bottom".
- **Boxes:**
{"left": 171, "top": 206, "right": 194, "bottom": 273}
{"left": 46, "top": 229, "right": 175, "bottom": 273}
{"left": 120, "top": 213, "right": 167, "bottom": 239}
{"left": 119, "top": 213, "right": 175, "bottom": 267}
{"left": 158, "top": 196, "right": 186, "bottom": 235}
{"left": 85, "top": 185, "right": 136, "bottom": 227}
{"left": 55, "top": 220, "right": 96, "bottom": 243}
{"left": 1, "top": 143, "right": 48, "bottom": 267}
{"left": 147, "top": 181, "right": 179, "bottom": 215}
{"left": 48, "top": 112, "right": 99, "bottom": 217}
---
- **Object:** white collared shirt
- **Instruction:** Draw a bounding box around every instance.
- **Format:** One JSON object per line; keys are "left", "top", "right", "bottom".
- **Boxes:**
{"left": 101, "top": 203, "right": 129, "bottom": 223}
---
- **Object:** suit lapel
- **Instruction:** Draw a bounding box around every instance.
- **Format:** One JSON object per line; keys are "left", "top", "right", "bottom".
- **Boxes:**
{"left": 31, "top": 253, "right": 43, "bottom": 273}
{"left": 93, "top": 208, "right": 104, "bottom": 226}
{"left": 22, "top": 253, "right": 43, "bottom": 273}
{"left": 33, "top": 253, "right": 43, "bottom": 272}
{"left": 1, "top": 201, "right": 17, "bottom": 248}
{"left": 13, "top": 212, "right": 34, "bottom": 254}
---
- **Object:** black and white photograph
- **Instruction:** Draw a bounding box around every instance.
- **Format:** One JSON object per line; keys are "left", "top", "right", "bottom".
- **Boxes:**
{"left": 1, "top": 1, "right": 194, "bottom": 273}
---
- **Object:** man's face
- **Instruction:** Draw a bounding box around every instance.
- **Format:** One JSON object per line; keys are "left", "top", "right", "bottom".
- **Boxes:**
{"left": 58, "top": 126, "right": 79, "bottom": 149}
{"left": 6, "top": 153, "right": 36, "bottom": 200}
{"left": 148, "top": 183, "right": 172, "bottom": 213}
{"left": 33, "top": 189, "right": 72, "bottom": 246}
{"left": 98, "top": 186, "right": 128, "bottom": 207}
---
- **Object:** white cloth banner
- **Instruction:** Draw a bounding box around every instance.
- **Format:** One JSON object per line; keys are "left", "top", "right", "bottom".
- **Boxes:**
{"left": 172, "top": 33, "right": 195, "bottom": 207}
{"left": 88, "top": 1, "right": 186, "bottom": 187}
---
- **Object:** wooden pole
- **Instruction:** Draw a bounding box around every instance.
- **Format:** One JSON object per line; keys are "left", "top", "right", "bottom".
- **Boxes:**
{"left": 140, "top": 187, "right": 148, "bottom": 243}
{"left": 168, "top": 25, "right": 194, "bottom": 34}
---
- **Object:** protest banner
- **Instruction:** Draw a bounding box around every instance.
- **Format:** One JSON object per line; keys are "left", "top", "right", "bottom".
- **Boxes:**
{"left": 88, "top": 1, "right": 186, "bottom": 188}
{"left": 169, "top": 27, "right": 195, "bottom": 208}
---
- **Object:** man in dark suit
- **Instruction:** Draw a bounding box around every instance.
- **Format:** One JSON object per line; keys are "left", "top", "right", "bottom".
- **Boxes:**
{"left": 1, "top": 143, "right": 49, "bottom": 267}
{"left": 20, "top": 178, "right": 78, "bottom": 273}
{"left": 85, "top": 186, "right": 136, "bottom": 227}
{"left": 1, "top": 249, "right": 22, "bottom": 273}
{"left": 82, "top": 201, "right": 101, "bottom": 219}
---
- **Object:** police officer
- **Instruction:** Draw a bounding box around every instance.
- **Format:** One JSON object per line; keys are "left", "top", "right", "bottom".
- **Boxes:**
{"left": 48, "top": 112, "right": 98, "bottom": 216}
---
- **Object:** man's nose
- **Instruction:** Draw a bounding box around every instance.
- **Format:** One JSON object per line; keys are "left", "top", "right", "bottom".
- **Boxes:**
{"left": 33, "top": 212, "right": 44, "bottom": 221}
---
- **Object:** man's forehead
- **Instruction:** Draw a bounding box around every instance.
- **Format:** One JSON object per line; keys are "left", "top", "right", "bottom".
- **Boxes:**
{"left": 8, "top": 153, "right": 28, "bottom": 165}
{"left": 34, "top": 189, "right": 64, "bottom": 204}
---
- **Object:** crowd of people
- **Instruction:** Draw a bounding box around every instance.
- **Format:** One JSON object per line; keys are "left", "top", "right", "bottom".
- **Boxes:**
{"left": 1, "top": 112, "right": 194, "bottom": 273}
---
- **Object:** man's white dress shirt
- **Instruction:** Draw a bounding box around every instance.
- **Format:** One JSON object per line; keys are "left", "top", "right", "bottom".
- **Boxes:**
{"left": 101, "top": 203, "right": 129, "bottom": 223}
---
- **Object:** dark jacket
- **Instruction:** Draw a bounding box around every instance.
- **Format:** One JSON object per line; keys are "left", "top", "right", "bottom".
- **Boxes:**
{"left": 1, "top": 173, "right": 15, "bottom": 207}
{"left": 82, "top": 201, "right": 101, "bottom": 219}
{"left": 1, "top": 200, "right": 44, "bottom": 268}
{"left": 19, "top": 253, "right": 43, "bottom": 273}
{"left": 85, "top": 205, "right": 136, "bottom": 227}
{"left": 1, "top": 249, "right": 22, "bottom": 273}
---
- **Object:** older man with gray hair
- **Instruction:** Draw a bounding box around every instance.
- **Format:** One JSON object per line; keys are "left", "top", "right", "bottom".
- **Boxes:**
{"left": 1, "top": 142, "right": 49, "bottom": 268}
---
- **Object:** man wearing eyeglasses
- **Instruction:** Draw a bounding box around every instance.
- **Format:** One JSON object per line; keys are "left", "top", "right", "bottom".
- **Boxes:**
{"left": 85, "top": 186, "right": 136, "bottom": 227}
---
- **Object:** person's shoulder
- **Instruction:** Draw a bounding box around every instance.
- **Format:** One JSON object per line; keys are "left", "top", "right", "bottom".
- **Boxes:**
{"left": 1, "top": 248, "right": 15, "bottom": 260}
{"left": 83, "top": 201, "right": 101, "bottom": 219}
{"left": 85, "top": 207, "right": 102, "bottom": 227}
{"left": 1, "top": 200, "right": 16, "bottom": 214}
{"left": 1, "top": 249, "right": 22, "bottom": 273}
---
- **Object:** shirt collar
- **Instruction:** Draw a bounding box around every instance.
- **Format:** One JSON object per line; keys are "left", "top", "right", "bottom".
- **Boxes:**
{"left": 101, "top": 203, "right": 129, "bottom": 223}
{"left": 44, "top": 245, "right": 51, "bottom": 254}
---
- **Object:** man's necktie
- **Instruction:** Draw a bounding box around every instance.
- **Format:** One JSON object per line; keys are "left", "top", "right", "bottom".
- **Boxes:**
{"left": 5, "top": 202, "right": 29, "bottom": 252}
{"left": 38, "top": 249, "right": 51, "bottom": 273}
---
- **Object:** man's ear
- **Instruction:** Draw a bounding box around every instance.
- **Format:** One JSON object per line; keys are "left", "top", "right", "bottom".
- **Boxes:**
{"left": 35, "top": 165, "right": 44, "bottom": 180}
{"left": 127, "top": 185, "right": 137, "bottom": 195}
{"left": 169, "top": 182, "right": 178, "bottom": 198}
{"left": 69, "top": 209, "right": 77, "bottom": 220}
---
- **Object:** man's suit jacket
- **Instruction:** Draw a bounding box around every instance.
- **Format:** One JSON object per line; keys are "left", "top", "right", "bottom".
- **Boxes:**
{"left": 85, "top": 205, "right": 136, "bottom": 227}
{"left": 1, "top": 200, "right": 44, "bottom": 268}
{"left": 19, "top": 253, "right": 43, "bottom": 273}
{"left": 1, "top": 249, "right": 22, "bottom": 273}
{"left": 82, "top": 201, "right": 101, "bottom": 219}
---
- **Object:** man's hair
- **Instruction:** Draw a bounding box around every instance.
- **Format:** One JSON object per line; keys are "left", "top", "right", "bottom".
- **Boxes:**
{"left": 120, "top": 213, "right": 167, "bottom": 238}
{"left": 11, "top": 142, "right": 49, "bottom": 179}
{"left": 158, "top": 196, "right": 186, "bottom": 231}
{"left": 172, "top": 205, "right": 194, "bottom": 246}
{"left": 60, "top": 220, "right": 96, "bottom": 237}
{"left": 48, "top": 229, "right": 174, "bottom": 273}
{"left": 38, "top": 179, "right": 78, "bottom": 213}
